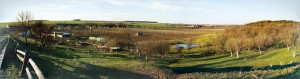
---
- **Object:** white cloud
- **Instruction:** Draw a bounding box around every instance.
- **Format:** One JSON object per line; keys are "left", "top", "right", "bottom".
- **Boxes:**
{"left": 106, "top": 0, "right": 126, "bottom": 5}
{"left": 147, "top": 1, "right": 183, "bottom": 11}
{"left": 98, "top": 0, "right": 140, "bottom": 6}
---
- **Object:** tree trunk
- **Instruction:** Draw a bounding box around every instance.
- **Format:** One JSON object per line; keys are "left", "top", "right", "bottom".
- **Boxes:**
{"left": 236, "top": 51, "right": 239, "bottom": 58}
{"left": 293, "top": 50, "right": 296, "bottom": 57}
{"left": 230, "top": 51, "right": 233, "bottom": 57}
{"left": 259, "top": 47, "right": 262, "bottom": 55}
{"left": 145, "top": 55, "right": 148, "bottom": 60}
{"left": 287, "top": 45, "right": 290, "bottom": 50}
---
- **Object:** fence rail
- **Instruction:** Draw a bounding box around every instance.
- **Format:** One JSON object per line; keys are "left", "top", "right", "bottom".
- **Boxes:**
{"left": 12, "top": 38, "right": 45, "bottom": 79}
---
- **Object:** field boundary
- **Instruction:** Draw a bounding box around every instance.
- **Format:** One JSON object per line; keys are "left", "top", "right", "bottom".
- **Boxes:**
{"left": 11, "top": 37, "right": 45, "bottom": 79}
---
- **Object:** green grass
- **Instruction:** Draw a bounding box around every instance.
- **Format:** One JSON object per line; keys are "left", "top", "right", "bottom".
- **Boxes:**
{"left": 9, "top": 36, "right": 300, "bottom": 79}
{"left": 192, "top": 33, "right": 217, "bottom": 43}
{"left": 164, "top": 48, "right": 300, "bottom": 73}
{"left": 13, "top": 37, "right": 165, "bottom": 79}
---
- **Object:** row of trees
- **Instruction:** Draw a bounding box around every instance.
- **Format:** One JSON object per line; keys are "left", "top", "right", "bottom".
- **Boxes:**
{"left": 213, "top": 20, "right": 299, "bottom": 58}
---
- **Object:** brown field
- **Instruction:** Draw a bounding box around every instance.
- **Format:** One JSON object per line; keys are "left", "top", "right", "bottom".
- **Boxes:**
{"left": 60, "top": 28, "right": 223, "bottom": 42}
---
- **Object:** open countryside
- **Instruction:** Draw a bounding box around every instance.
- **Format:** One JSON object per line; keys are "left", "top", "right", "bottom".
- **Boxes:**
{"left": 0, "top": 0, "right": 300, "bottom": 79}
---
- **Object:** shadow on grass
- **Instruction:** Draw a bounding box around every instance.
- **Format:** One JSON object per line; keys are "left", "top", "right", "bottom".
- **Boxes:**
{"left": 172, "top": 66, "right": 253, "bottom": 73}
{"left": 14, "top": 39, "right": 153, "bottom": 79}
{"left": 169, "top": 58, "right": 250, "bottom": 73}
{"left": 186, "top": 54, "right": 230, "bottom": 61}
{"left": 168, "top": 60, "right": 299, "bottom": 75}
{"left": 163, "top": 53, "right": 270, "bottom": 74}
{"left": 269, "top": 62, "right": 300, "bottom": 79}
{"left": 37, "top": 56, "right": 154, "bottom": 79}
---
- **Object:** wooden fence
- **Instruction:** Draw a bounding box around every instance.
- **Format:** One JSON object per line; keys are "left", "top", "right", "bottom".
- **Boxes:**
{"left": 12, "top": 38, "right": 45, "bottom": 79}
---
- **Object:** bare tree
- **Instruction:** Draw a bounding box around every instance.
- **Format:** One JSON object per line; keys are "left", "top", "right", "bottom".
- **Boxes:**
{"left": 16, "top": 10, "right": 33, "bottom": 46}
{"left": 226, "top": 38, "right": 236, "bottom": 57}
{"left": 16, "top": 11, "right": 33, "bottom": 26}
{"left": 136, "top": 41, "right": 170, "bottom": 60}
{"left": 281, "top": 27, "right": 298, "bottom": 51}
{"left": 214, "top": 34, "right": 227, "bottom": 53}
{"left": 255, "top": 34, "right": 268, "bottom": 54}
{"left": 187, "top": 38, "right": 193, "bottom": 53}
{"left": 290, "top": 24, "right": 300, "bottom": 57}
{"left": 233, "top": 38, "right": 245, "bottom": 58}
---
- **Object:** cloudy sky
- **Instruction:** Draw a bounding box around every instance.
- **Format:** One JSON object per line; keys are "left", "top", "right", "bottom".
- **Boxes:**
{"left": 0, "top": 0, "right": 299, "bottom": 24}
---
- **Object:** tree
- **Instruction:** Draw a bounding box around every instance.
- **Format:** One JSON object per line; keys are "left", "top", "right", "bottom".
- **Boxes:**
{"left": 31, "top": 20, "right": 54, "bottom": 49}
{"left": 155, "top": 41, "right": 170, "bottom": 59}
{"left": 105, "top": 39, "right": 124, "bottom": 47}
{"left": 136, "top": 41, "right": 170, "bottom": 60}
{"left": 214, "top": 34, "right": 227, "bottom": 53}
{"left": 187, "top": 38, "right": 193, "bottom": 53}
{"left": 136, "top": 41, "right": 153, "bottom": 60}
{"left": 281, "top": 27, "right": 298, "bottom": 50}
{"left": 232, "top": 38, "right": 245, "bottom": 58}
{"left": 290, "top": 25, "right": 300, "bottom": 57}
{"left": 177, "top": 46, "right": 184, "bottom": 58}
{"left": 226, "top": 38, "right": 235, "bottom": 57}
{"left": 255, "top": 34, "right": 268, "bottom": 54}
{"left": 16, "top": 11, "right": 33, "bottom": 26}
{"left": 16, "top": 11, "right": 33, "bottom": 46}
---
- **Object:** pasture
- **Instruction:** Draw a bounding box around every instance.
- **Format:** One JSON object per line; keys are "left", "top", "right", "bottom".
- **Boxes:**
{"left": 4, "top": 28, "right": 300, "bottom": 79}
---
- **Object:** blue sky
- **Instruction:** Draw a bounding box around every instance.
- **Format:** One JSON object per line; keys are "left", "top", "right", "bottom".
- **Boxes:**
{"left": 0, "top": 0, "right": 299, "bottom": 24}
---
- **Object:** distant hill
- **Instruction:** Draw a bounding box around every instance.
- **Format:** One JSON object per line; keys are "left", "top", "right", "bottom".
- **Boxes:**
{"left": 246, "top": 20, "right": 299, "bottom": 26}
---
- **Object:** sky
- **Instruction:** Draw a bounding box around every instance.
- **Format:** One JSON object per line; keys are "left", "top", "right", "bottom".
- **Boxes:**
{"left": 0, "top": 0, "right": 299, "bottom": 24}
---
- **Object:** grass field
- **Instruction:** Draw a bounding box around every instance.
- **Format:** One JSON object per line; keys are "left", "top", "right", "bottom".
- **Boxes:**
{"left": 165, "top": 48, "right": 299, "bottom": 73}
{"left": 5, "top": 35, "right": 299, "bottom": 79}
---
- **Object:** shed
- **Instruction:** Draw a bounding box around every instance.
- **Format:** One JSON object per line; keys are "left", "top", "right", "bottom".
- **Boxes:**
{"left": 51, "top": 32, "right": 72, "bottom": 38}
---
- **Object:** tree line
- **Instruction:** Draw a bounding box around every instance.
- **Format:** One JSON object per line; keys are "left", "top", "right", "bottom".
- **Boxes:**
{"left": 213, "top": 20, "right": 299, "bottom": 58}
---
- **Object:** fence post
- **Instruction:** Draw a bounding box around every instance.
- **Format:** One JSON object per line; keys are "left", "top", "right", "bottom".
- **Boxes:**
{"left": 20, "top": 50, "right": 30, "bottom": 76}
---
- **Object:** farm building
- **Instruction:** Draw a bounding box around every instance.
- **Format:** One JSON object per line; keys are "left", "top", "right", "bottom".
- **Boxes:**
{"left": 88, "top": 37, "right": 106, "bottom": 42}
{"left": 51, "top": 32, "right": 72, "bottom": 38}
